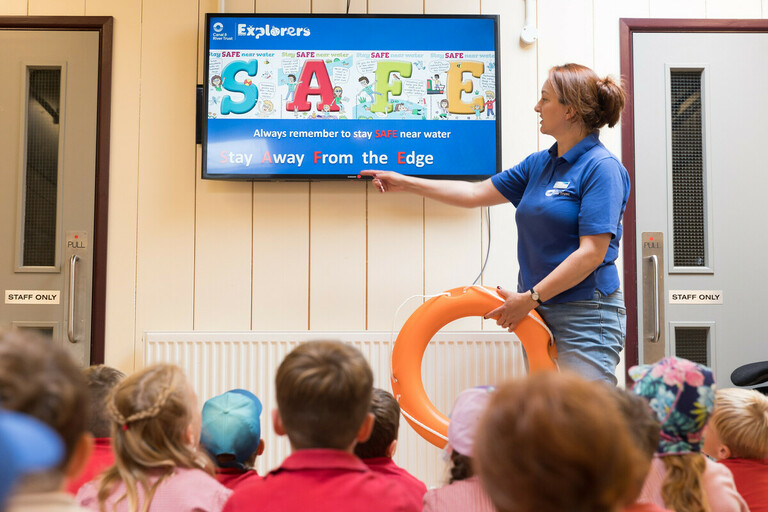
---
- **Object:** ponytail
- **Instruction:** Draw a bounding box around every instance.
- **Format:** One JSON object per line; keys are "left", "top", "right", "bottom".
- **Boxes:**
{"left": 661, "top": 453, "right": 711, "bottom": 512}
{"left": 595, "top": 76, "right": 625, "bottom": 128}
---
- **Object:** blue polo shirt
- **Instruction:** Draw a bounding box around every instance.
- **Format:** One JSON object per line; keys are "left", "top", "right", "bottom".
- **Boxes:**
{"left": 491, "top": 133, "right": 630, "bottom": 304}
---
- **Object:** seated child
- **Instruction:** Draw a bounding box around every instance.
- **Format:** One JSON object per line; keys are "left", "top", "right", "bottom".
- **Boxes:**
{"left": 201, "top": 389, "right": 264, "bottom": 489}
{"left": 67, "top": 365, "right": 126, "bottom": 494}
{"left": 631, "top": 357, "right": 748, "bottom": 512}
{"left": 353, "top": 388, "right": 426, "bottom": 503}
{"left": 77, "top": 364, "right": 232, "bottom": 511}
{"left": 0, "top": 330, "right": 93, "bottom": 512}
{"left": 475, "top": 371, "right": 646, "bottom": 512}
{"left": 422, "top": 387, "right": 496, "bottom": 512}
{"left": 608, "top": 388, "right": 673, "bottom": 512}
{"left": 703, "top": 387, "right": 768, "bottom": 512}
{"left": 223, "top": 340, "right": 421, "bottom": 512}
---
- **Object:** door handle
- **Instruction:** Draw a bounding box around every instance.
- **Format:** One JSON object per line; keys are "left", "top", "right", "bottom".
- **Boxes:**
{"left": 68, "top": 254, "right": 79, "bottom": 343}
{"left": 648, "top": 254, "right": 660, "bottom": 342}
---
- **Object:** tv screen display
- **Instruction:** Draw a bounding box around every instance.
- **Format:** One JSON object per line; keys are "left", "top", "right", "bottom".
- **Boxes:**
{"left": 203, "top": 14, "right": 500, "bottom": 180}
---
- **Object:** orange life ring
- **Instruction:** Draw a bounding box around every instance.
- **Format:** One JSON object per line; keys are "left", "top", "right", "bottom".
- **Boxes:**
{"left": 390, "top": 285, "right": 558, "bottom": 448}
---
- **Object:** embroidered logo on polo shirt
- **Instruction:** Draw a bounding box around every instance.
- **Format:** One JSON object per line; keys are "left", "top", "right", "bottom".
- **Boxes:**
{"left": 553, "top": 181, "right": 570, "bottom": 189}
{"left": 546, "top": 188, "right": 573, "bottom": 197}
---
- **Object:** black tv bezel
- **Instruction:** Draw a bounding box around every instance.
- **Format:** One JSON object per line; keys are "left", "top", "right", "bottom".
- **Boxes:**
{"left": 202, "top": 13, "right": 501, "bottom": 182}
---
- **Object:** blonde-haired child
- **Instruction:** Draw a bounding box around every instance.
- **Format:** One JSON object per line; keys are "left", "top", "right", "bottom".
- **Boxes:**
{"left": 77, "top": 364, "right": 232, "bottom": 512}
{"left": 704, "top": 387, "right": 768, "bottom": 512}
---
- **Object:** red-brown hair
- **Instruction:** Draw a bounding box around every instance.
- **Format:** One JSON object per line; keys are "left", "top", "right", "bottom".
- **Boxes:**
{"left": 476, "top": 372, "right": 644, "bottom": 512}
{"left": 548, "top": 63, "right": 626, "bottom": 131}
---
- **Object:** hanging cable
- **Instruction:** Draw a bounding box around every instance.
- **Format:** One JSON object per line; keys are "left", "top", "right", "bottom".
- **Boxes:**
{"left": 471, "top": 207, "right": 492, "bottom": 285}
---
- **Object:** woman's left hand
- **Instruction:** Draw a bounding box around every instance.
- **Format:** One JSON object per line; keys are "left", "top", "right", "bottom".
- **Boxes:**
{"left": 484, "top": 286, "right": 537, "bottom": 331}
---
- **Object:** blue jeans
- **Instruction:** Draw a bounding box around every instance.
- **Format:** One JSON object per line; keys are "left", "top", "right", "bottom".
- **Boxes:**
{"left": 536, "top": 290, "right": 627, "bottom": 385}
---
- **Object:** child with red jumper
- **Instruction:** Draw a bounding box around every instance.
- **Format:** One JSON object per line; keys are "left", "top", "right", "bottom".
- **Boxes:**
{"left": 223, "top": 341, "right": 420, "bottom": 512}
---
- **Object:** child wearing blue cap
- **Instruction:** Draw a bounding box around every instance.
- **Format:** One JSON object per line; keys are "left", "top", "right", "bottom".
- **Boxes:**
{"left": 631, "top": 357, "right": 748, "bottom": 512}
{"left": 201, "top": 389, "right": 264, "bottom": 490}
{"left": 0, "top": 409, "right": 64, "bottom": 509}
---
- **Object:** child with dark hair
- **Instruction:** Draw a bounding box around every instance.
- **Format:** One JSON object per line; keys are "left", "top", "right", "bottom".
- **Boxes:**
{"left": 703, "top": 387, "right": 768, "bottom": 512}
{"left": 631, "top": 357, "right": 748, "bottom": 512}
{"left": 0, "top": 330, "right": 93, "bottom": 512}
{"left": 223, "top": 340, "right": 420, "bottom": 512}
{"left": 77, "top": 364, "right": 231, "bottom": 511}
{"left": 67, "top": 365, "right": 126, "bottom": 495}
{"left": 201, "top": 389, "right": 264, "bottom": 490}
{"left": 608, "top": 388, "right": 673, "bottom": 512}
{"left": 422, "top": 387, "right": 496, "bottom": 512}
{"left": 354, "top": 388, "right": 426, "bottom": 503}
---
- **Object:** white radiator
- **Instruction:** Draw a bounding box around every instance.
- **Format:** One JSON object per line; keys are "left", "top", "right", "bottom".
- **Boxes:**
{"left": 143, "top": 331, "right": 525, "bottom": 489}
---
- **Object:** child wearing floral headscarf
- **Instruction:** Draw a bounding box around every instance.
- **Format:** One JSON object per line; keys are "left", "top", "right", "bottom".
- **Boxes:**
{"left": 631, "top": 357, "right": 748, "bottom": 512}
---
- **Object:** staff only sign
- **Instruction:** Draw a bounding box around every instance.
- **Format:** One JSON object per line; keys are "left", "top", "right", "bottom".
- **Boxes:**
{"left": 5, "top": 290, "right": 61, "bottom": 305}
{"left": 669, "top": 290, "right": 723, "bottom": 305}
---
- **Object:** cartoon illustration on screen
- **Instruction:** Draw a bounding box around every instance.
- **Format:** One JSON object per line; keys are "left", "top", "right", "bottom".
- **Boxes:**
{"left": 427, "top": 74, "right": 444, "bottom": 95}
{"left": 437, "top": 98, "right": 449, "bottom": 119}
{"left": 357, "top": 76, "right": 381, "bottom": 104}
{"left": 282, "top": 74, "right": 300, "bottom": 102}
{"left": 211, "top": 75, "right": 223, "bottom": 91}
{"left": 484, "top": 91, "right": 496, "bottom": 118}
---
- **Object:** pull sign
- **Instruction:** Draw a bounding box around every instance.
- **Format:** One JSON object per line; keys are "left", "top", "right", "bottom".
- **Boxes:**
{"left": 669, "top": 290, "right": 723, "bottom": 305}
{"left": 65, "top": 231, "right": 88, "bottom": 251}
{"left": 5, "top": 290, "right": 61, "bottom": 305}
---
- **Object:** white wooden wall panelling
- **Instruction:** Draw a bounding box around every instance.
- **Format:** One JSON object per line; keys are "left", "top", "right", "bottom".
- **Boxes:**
{"left": 256, "top": 0, "right": 310, "bottom": 12}
{"left": 0, "top": 1, "right": 26, "bottom": 14}
{"left": 366, "top": 186, "right": 425, "bottom": 332}
{"left": 86, "top": 0, "right": 143, "bottom": 372}
{"left": 764, "top": 0, "right": 768, "bottom": 17}
{"left": 424, "top": 201, "right": 483, "bottom": 330}
{"left": 538, "top": 0, "right": 595, "bottom": 152}
{"left": 478, "top": 0, "right": 536, "bottom": 330}
{"left": 365, "top": 0, "right": 427, "bottom": 333}
{"left": 313, "top": 0, "right": 366, "bottom": 13}
{"left": 707, "top": 0, "right": 761, "bottom": 17}
{"left": 252, "top": 183, "right": 311, "bottom": 330}
{"left": 649, "top": 0, "right": 705, "bottom": 18}
{"left": 135, "top": 0, "right": 199, "bottom": 366}
{"left": 194, "top": 0, "right": 254, "bottom": 331}
{"left": 367, "top": 0, "right": 423, "bottom": 14}
{"left": 425, "top": 0, "right": 479, "bottom": 14}
{"left": 28, "top": 0, "right": 83, "bottom": 15}
{"left": 309, "top": 182, "right": 367, "bottom": 330}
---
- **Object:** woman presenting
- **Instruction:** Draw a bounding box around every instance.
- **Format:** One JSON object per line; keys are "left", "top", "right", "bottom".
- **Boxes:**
{"left": 362, "top": 63, "right": 630, "bottom": 385}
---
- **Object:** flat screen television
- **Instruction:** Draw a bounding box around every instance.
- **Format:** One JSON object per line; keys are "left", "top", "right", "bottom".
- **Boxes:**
{"left": 203, "top": 14, "right": 500, "bottom": 180}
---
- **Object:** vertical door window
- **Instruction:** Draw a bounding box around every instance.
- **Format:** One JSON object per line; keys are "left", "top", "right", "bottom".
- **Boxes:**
{"left": 674, "top": 326, "right": 709, "bottom": 366}
{"left": 21, "top": 67, "right": 61, "bottom": 267}
{"left": 670, "top": 70, "right": 707, "bottom": 268}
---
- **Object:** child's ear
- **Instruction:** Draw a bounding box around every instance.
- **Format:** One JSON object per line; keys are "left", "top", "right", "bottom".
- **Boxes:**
{"left": 65, "top": 432, "right": 94, "bottom": 482}
{"left": 385, "top": 439, "right": 397, "bottom": 458}
{"left": 356, "top": 412, "right": 375, "bottom": 444}
{"left": 272, "top": 409, "right": 286, "bottom": 436}
{"left": 719, "top": 444, "right": 732, "bottom": 459}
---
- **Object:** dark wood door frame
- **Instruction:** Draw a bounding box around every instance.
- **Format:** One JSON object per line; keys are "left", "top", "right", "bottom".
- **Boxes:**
{"left": 620, "top": 18, "right": 768, "bottom": 375}
{"left": 0, "top": 16, "right": 112, "bottom": 364}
